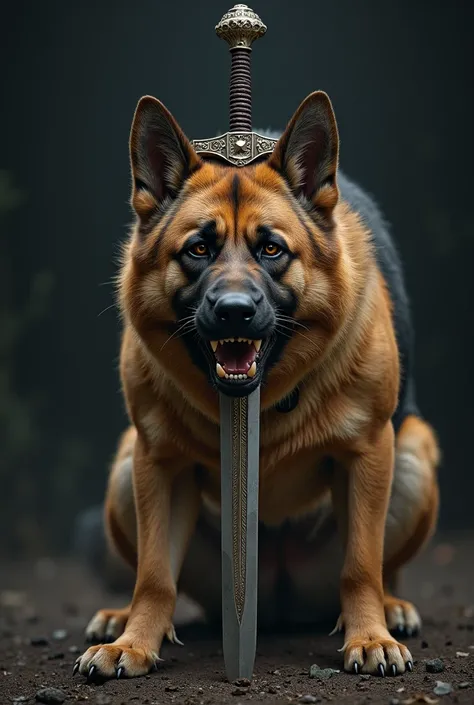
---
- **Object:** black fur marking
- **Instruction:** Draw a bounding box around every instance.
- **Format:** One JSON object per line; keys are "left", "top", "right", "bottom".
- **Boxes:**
{"left": 231, "top": 174, "right": 240, "bottom": 237}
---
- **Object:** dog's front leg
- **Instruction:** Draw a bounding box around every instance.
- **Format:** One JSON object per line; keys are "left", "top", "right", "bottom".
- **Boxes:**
{"left": 331, "top": 422, "right": 413, "bottom": 676}
{"left": 76, "top": 436, "right": 200, "bottom": 680}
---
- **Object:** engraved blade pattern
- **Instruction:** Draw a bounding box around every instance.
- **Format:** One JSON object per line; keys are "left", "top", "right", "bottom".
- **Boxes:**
{"left": 220, "top": 387, "right": 260, "bottom": 683}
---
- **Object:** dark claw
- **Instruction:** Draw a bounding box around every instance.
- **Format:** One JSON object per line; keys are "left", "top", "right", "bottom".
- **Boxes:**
{"left": 86, "top": 633, "right": 97, "bottom": 644}
{"left": 87, "top": 665, "right": 97, "bottom": 682}
{"left": 72, "top": 662, "right": 79, "bottom": 676}
{"left": 405, "top": 627, "right": 413, "bottom": 637}
{"left": 353, "top": 662, "right": 359, "bottom": 674}
{"left": 116, "top": 666, "right": 125, "bottom": 679}
{"left": 406, "top": 660, "right": 413, "bottom": 672}
{"left": 104, "top": 633, "right": 114, "bottom": 643}
{"left": 390, "top": 664, "right": 397, "bottom": 676}
{"left": 377, "top": 664, "right": 386, "bottom": 677}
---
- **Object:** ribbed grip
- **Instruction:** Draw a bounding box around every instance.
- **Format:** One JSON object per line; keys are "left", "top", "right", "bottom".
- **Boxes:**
{"left": 229, "top": 48, "right": 252, "bottom": 132}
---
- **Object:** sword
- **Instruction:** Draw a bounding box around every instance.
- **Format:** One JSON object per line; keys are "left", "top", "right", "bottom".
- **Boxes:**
{"left": 191, "top": 4, "right": 269, "bottom": 683}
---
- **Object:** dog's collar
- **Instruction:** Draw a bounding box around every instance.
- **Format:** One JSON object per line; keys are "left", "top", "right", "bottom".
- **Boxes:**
{"left": 275, "top": 387, "right": 300, "bottom": 413}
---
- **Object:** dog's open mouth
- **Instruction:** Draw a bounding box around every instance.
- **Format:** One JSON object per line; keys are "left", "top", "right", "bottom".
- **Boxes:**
{"left": 209, "top": 338, "right": 263, "bottom": 382}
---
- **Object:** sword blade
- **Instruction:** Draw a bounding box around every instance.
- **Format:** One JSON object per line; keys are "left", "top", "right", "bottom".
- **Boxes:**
{"left": 220, "top": 387, "right": 260, "bottom": 683}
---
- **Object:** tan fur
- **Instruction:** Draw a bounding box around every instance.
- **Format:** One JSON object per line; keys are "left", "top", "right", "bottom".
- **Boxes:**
{"left": 75, "top": 93, "right": 440, "bottom": 680}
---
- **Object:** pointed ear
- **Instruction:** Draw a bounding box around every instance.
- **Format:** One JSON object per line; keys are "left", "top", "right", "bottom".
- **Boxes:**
{"left": 268, "top": 91, "right": 339, "bottom": 221}
{"left": 129, "top": 95, "right": 202, "bottom": 221}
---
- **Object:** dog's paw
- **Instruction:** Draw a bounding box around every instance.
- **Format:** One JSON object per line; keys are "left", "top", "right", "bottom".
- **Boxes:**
{"left": 73, "top": 642, "right": 160, "bottom": 680}
{"left": 384, "top": 596, "right": 421, "bottom": 637}
{"left": 85, "top": 607, "right": 130, "bottom": 643}
{"left": 342, "top": 634, "right": 413, "bottom": 676}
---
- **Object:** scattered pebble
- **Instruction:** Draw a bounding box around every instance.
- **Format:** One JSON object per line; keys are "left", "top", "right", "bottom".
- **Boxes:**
{"left": 52, "top": 629, "right": 68, "bottom": 641}
{"left": 309, "top": 664, "right": 339, "bottom": 679}
{"left": 13, "top": 698, "right": 29, "bottom": 704}
{"left": 234, "top": 678, "right": 251, "bottom": 687}
{"left": 433, "top": 680, "right": 453, "bottom": 696}
{"left": 0, "top": 590, "right": 27, "bottom": 607}
{"left": 35, "top": 688, "right": 66, "bottom": 704}
{"left": 360, "top": 674, "right": 371, "bottom": 680}
{"left": 426, "top": 658, "right": 444, "bottom": 673}
{"left": 300, "top": 696, "right": 319, "bottom": 704}
{"left": 458, "top": 682, "right": 471, "bottom": 689}
{"left": 232, "top": 688, "right": 246, "bottom": 696}
{"left": 30, "top": 637, "right": 49, "bottom": 647}
{"left": 95, "top": 695, "right": 112, "bottom": 705}
{"left": 164, "top": 685, "right": 179, "bottom": 692}
{"left": 456, "top": 651, "right": 469, "bottom": 657}
{"left": 267, "top": 686, "right": 278, "bottom": 694}
{"left": 68, "top": 645, "right": 80, "bottom": 654}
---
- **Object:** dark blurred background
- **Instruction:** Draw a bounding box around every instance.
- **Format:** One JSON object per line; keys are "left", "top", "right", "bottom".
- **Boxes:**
{"left": 1, "top": 0, "right": 473, "bottom": 558}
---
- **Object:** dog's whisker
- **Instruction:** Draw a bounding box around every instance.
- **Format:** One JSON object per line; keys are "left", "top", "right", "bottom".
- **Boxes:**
{"left": 98, "top": 303, "right": 117, "bottom": 317}
{"left": 160, "top": 320, "right": 196, "bottom": 351}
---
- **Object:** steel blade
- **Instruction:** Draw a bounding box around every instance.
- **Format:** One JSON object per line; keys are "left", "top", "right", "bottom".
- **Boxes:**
{"left": 220, "top": 387, "right": 260, "bottom": 683}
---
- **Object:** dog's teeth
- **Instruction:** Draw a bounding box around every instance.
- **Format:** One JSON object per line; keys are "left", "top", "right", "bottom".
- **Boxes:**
{"left": 219, "top": 339, "right": 224, "bottom": 345}
{"left": 254, "top": 340, "right": 262, "bottom": 352}
{"left": 210, "top": 341, "right": 218, "bottom": 352}
{"left": 229, "top": 374, "right": 234, "bottom": 379}
{"left": 247, "top": 361, "right": 257, "bottom": 378}
{"left": 225, "top": 373, "right": 229, "bottom": 379}
{"left": 216, "top": 363, "right": 225, "bottom": 378}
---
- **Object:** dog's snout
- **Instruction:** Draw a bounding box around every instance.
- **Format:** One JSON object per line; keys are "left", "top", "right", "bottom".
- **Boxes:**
{"left": 214, "top": 293, "right": 256, "bottom": 324}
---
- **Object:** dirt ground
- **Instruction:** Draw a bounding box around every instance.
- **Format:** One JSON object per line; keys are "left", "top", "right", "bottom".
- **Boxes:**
{"left": 1, "top": 532, "right": 473, "bottom": 705}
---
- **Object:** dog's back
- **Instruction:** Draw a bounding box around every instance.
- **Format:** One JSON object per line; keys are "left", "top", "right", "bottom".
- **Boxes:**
{"left": 338, "top": 172, "right": 419, "bottom": 431}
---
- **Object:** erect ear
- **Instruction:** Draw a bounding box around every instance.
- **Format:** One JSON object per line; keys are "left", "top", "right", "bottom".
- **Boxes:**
{"left": 129, "top": 95, "right": 202, "bottom": 221}
{"left": 268, "top": 91, "right": 339, "bottom": 220}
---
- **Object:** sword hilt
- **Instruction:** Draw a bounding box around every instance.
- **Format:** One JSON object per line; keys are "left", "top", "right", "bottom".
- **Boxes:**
{"left": 216, "top": 4, "right": 267, "bottom": 132}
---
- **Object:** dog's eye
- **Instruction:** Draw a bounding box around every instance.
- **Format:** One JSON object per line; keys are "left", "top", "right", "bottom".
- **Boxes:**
{"left": 188, "top": 243, "right": 209, "bottom": 258}
{"left": 262, "top": 243, "right": 282, "bottom": 258}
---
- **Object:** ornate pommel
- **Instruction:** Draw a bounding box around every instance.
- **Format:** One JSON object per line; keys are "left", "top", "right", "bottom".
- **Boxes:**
{"left": 215, "top": 4, "right": 267, "bottom": 50}
{"left": 191, "top": 4, "right": 278, "bottom": 166}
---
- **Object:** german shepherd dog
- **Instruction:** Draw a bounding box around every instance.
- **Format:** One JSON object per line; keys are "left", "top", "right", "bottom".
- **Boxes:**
{"left": 74, "top": 91, "right": 440, "bottom": 680}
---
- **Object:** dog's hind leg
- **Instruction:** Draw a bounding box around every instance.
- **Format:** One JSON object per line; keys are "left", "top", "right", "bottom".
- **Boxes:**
{"left": 383, "top": 415, "right": 440, "bottom": 636}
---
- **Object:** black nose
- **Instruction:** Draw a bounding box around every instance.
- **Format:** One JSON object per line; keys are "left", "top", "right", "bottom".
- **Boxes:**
{"left": 214, "top": 293, "right": 256, "bottom": 324}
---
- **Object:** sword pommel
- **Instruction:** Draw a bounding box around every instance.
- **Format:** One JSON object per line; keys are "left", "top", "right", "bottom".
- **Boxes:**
{"left": 215, "top": 4, "right": 267, "bottom": 50}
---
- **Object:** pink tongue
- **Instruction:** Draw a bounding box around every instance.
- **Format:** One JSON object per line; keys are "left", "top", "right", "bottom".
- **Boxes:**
{"left": 215, "top": 342, "right": 257, "bottom": 374}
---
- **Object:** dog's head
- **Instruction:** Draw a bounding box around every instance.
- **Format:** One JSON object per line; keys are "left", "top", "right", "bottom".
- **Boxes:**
{"left": 121, "top": 92, "right": 353, "bottom": 403}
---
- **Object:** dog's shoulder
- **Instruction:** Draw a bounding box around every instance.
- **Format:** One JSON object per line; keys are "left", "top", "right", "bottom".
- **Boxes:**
{"left": 337, "top": 171, "right": 419, "bottom": 429}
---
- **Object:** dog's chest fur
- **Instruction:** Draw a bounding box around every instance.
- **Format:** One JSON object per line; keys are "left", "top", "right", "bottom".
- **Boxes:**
{"left": 200, "top": 447, "right": 331, "bottom": 526}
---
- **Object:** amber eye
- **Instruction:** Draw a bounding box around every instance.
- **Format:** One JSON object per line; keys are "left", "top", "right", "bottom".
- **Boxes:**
{"left": 189, "top": 242, "right": 209, "bottom": 257}
{"left": 262, "top": 242, "right": 282, "bottom": 257}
